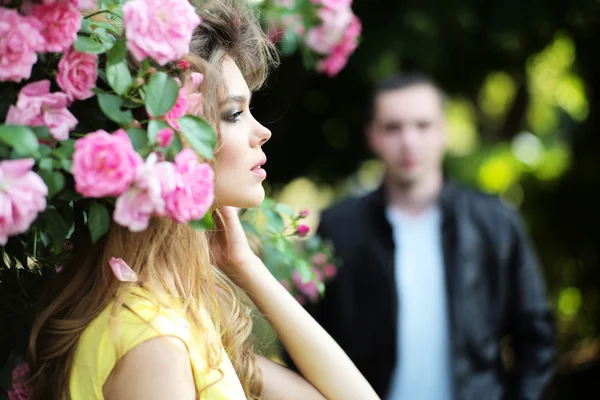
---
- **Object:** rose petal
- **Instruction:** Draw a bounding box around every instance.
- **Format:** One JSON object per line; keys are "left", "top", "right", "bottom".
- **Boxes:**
{"left": 109, "top": 257, "right": 138, "bottom": 282}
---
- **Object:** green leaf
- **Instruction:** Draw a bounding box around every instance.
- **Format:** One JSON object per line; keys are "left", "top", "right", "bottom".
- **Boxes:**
{"left": 106, "top": 41, "right": 132, "bottom": 95}
{"left": 264, "top": 208, "right": 284, "bottom": 233}
{"left": 95, "top": 27, "right": 116, "bottom": 47}
{"left": 295, "top": 259, "right": 312, "bottom": 282}
{"left": 147, "top": 119, "right": 170, "bottom": 142}
{"left": 126, "top": 127, "right": 147, "bottom": 152}
{"left": 38, "top": 158, "right": 53, "bottom": 170}
{"left": 80, "top": 18, "right": 93, "bottom": 34}
{"left": 43, "top": 209, "right": 70, "bottom": 247}
{"left": 178, "top": 116, "right": 216, "bottom": 160}
{"left": 88, "top": 202, "right": 111, "bottom": 243}
{"left": 168, "top": 133, "right": 183, "bottom": 155}
{"left": 142, "top": 72, "right": 179, "bottom": 117}
{"left": 38, "top": 170, "right": 65, "bottom": 199}
{"left": 32, "top": 126, "right": 52, "bottom": 140}
{"left": 280, "top": 31, "right": 299, "bottom": 56}
{"left": 90, "top": 20, "right": 121, "bottom": 36}
{"left": 55, "top": 139, "right": 75, "bottom": 160}
{"left": 97, "top": 93, "right": 133, "bottom": 124}
{"left": 0, "top": 125, "right": 40, "bottom": 158}
{"left": 190, "top": 213, "right": 214, "bottom": 231}
{"left": 275, "top": 203, "right": 295, "bottom": 218}
{"left": 73, "top": 35, "right": 106, "bottom": 54}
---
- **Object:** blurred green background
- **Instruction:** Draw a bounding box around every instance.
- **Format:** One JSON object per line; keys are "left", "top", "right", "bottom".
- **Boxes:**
{"left": 250, "top": 0, "right": 600, "bottom": 397}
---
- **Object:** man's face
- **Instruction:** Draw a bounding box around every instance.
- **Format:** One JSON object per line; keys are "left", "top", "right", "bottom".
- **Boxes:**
{"left": 368, "top": 84, "right": 446, "bottom": 187}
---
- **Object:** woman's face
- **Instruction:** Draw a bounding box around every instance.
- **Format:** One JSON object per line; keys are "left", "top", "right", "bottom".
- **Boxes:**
{"left": 213, "top": 57, "right": 271, "bottom": 208}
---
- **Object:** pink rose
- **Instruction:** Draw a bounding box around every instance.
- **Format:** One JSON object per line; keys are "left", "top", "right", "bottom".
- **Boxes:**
{"left": 72, "top": 129, "right": 143, "bottom": 198}
{"left": 317, "top": 15, "right": 361, "bottom": 77}
{"left": 0, "top": 8, "right": 45, "bottom": 83}
{"left": 164, "top": 149, "right": 214, "bottom": 224}
{"left": 189, "top": 72, "right": 204, "bottom": 89}
{"left": 7, "top": 362, "right": 30, "bottom": 400}
{"left": 109, "top": 257, "right": 138, "bottom": 282}
{"left": 292, "top": 269, "right": 322, "bottom": 303}
{"left": 32, "top": 3, "right": 82, "bottom": 53}
{"left": 296, "top": 224, "right": 310, "bottom": 237}
{"left": 163, "top": 87, "right": 188, "bottom": 131}
{"left": 317, "top": 49, "right": 348, "bottom": 77}
{"left": 312, "top": 0, "right": 352, "bottom": 11}
{"left": 299, "top": 209, "right": 309, "bottom": 218}
{"left": 39, "top": 0, "right": 97, "bottom": 11}
{"left": 0, "top": 159, "right": 48, "bottom": 246}
{"left": 176, "top": 59, "right": 190, "bottom": 70}
{"left": 312, "top": 252, "right": 327, "bottom": 266}
{"left": 57, "top": 49, "right": 98, "bottom": 101}
{"left": 113, "top": 153, "right": 176, "bottom": 231}
{"left": 5, "top": 80, "right": 78, "bottom": 141}
{"left": 123, "top": 0, "right": 201, "bottom": 66}
{"left": 305, "top": 7, "right": 352, "bottom": 54}
{"left": 323, "top": 263, "right": 337, "bottom": 278}
{"left": 185, "top": 73, "right": 204, "bottom": 116}
{"left": 186, "top": 92, "right": 204, "bottom": 117}
{"left": 155, "top": 127, "right": 174, "bottom": 148}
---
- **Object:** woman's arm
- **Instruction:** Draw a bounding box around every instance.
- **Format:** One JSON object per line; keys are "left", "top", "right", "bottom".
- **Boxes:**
{"left": 215, "top": 207, "right": 380, "bottom": 400}
{"left": 103, "top": 336, "right": 196, "bottom": 399}
{"left": 257, "top": 355, "right": 326, "bottom": 400}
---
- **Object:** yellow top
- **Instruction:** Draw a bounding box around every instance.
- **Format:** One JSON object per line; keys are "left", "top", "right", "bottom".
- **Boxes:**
{"left": 70, "top": 287, "right": 246, "bottom": 399}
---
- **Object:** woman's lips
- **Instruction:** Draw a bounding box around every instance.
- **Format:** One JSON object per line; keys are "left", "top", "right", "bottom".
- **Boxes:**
{"left": 251, "top": 166, "right": 267, "bottom": 179}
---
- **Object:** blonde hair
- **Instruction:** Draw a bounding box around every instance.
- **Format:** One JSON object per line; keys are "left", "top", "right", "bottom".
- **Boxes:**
{"left": 26, "top": 1, "right": 278, "bottom": 399}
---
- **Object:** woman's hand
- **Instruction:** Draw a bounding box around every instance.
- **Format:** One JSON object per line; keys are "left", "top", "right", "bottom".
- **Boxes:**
{"left": 211, "top": 206, "right": 261, "bottom": 283}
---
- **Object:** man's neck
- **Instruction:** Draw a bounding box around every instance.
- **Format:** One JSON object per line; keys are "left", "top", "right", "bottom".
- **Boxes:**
{"left": 385, "top": 171, "right": 444, "bottom": 216}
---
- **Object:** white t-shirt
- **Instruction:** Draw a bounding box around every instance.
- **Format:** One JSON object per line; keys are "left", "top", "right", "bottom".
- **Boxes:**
{"left": 385, "top": 206, "right": 453, "bottom": 400}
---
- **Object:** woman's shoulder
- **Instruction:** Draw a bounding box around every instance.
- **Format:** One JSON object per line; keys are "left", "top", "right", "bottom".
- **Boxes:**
{"left": 70, "top": 287, "right": 193, "bottom": 398}
{"left": 82, "top": 286, "right": 192, "bottom": 355}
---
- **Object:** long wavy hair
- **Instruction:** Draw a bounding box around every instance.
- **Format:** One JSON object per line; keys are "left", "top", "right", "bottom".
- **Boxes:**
{"left": 26, "top": 1, "right": 278, "bottom": 399}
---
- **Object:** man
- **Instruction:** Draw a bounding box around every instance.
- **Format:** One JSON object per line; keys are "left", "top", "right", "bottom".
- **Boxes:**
{"left": 294, "top": 74, "right": 555, "bottom": 400}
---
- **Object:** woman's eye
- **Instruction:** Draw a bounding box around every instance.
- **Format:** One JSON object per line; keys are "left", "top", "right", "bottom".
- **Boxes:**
{"left": 224, "top": 110, "right": 243, "bottom": 123}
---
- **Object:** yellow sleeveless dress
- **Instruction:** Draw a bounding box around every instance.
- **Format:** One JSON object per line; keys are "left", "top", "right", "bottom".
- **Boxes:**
{"left": 70, "top": 287, "right": 246, "bottom": 399}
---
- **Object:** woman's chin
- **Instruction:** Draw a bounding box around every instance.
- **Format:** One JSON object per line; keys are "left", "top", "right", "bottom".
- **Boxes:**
{"left": 215, "top": 186, "right": 265, "bottom": 209}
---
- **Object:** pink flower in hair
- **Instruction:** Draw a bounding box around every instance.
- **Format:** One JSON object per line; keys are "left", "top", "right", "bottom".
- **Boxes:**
{"left": 113, "top": 153, "right": 176, "bottom": 231}
{"left": 56, "top": 48, "right": 98, "bottom": 101}
{"left": 0, "top": 8, "right": 45, "bottom": 83}
{"left": 32, "top": 2, "right": 82, "bottom": 53}
{"left": 155, "top": 127, "right": 174, "bottom": 148}
{"left": 163, "top": 149, "right": 214, "bottom": 224}
{"left": 164, "top": 87, "right": 188, "bottom": 130}
{"left": 7, "top": 362, "right": 30, "bottom": 400}
{"left": 123, "top": 0, "right": 201, "bottom": 66}
{"left": 5, "top": 80, "right": 78, "bottom": 141}
{"left": 0, "top": 159, "right": 48, "bottom": 246}
{"left": 72, "top": 130, "right": 143, "bottom": 198}
{"left": 312, "top": 0, "right": 352, "bottom": 11}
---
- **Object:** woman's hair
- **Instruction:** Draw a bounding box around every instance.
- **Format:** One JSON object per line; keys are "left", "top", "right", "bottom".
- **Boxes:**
{"left": 26, "top": 1, "right": 278, "bottom": 399}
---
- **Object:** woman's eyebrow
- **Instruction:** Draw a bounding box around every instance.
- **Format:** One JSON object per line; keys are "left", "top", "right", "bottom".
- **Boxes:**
{"left": 224, "top": 93, "right": 251, "bottom": 104}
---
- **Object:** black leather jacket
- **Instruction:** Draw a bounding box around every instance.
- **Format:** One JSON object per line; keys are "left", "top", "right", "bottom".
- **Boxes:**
{"left": 297, "top": 182, "right": 555, "bottom": 400}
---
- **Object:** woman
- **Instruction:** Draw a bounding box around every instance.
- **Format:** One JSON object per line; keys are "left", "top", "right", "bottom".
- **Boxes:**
{"left": 25, "top": 0, "right": 380, "bottom": 399}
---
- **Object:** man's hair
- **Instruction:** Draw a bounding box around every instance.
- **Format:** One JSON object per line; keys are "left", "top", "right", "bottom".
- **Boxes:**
{"left": 369, "top": 73, "right": 447, "bottom": 120}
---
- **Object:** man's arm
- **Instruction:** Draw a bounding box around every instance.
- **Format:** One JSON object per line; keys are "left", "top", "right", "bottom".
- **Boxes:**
{"left": 506, "top": 212, "right": 555, "bottom": 400}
